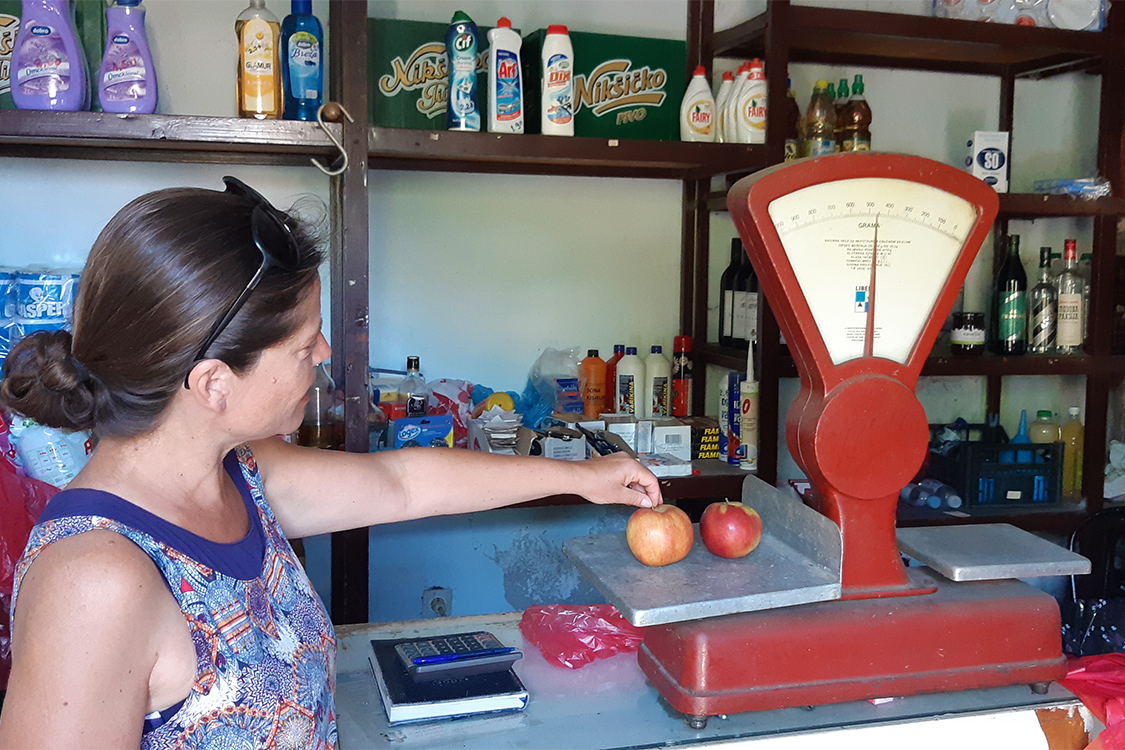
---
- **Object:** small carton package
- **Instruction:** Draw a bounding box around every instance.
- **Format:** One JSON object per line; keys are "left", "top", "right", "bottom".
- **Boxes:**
{"left": 679, "top": 416, "right": 721, "bottom": 460}
{"left": 965, "top": 131, "right": 1009, "bottom": 193}
{"left": 392, "top": 415, "right": 454, "bottom": 449}
{"left": 516, "top": 426, "right": 588, "bottom": 461}
{"left": 651, "top": 418, "right": 691, "bottom": 462}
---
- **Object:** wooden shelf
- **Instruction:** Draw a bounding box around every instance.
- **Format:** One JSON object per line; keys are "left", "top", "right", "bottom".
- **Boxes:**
{"left": 714, "top": 5, "right": 1108, "bottom": 78}
{"left": 897, "top": 504, "right": 1089, "bottom": 534}
{"left": 0, "top": 110, "right": 343, "bottom": 166}
{"left": 367, "top": 127, "right": 767, "bottom": 179}
{"left": 998, "top": 193, "right": 1125, "bottom": 218}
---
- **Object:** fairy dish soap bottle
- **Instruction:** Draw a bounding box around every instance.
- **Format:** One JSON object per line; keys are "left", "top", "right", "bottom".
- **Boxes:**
{"left": 98, "top": 0, "right": 156, "bottom": 114}
{"left": 12, "top": 0, "right": 87, "bottom": 110}
{"left": 236, "top": 0, "right": 281, "bottom": 119}
{"left": 445, "top": 10, "right": 480, "bottom": 132}
{"left": 281, "top": 0, "right": 323, "bottom": 121}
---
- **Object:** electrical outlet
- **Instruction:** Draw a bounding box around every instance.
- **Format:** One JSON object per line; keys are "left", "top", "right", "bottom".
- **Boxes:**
{"left": 422, "top": 587, "right": 452, "bottom": 618}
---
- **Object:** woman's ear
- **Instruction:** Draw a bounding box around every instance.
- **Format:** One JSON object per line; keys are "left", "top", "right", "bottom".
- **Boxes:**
{"left": 184, "top": 360, "right": 233, "bottom": 413}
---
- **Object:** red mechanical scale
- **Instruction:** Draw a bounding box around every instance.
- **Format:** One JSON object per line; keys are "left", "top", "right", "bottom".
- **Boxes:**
{"left": 637, "top": 153, "right": 1074, "bottom": 726}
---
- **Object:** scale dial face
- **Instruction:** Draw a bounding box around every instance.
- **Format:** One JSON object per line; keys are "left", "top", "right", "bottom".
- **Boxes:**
{"left": 767, "top": 177, "right": 978, "bottom": 366}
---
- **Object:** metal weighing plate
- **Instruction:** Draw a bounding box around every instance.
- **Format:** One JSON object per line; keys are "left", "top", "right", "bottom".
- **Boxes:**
{"left": 896, "top": 523, "right": 1091, "bottom": 581}
{"left": 563, "top": 475, "right": 842, "bottom": 627}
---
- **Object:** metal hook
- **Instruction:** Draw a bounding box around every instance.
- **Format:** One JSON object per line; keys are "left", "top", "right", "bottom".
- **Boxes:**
{"left": 311, "top": 102, "right": 354, "bottom": 177}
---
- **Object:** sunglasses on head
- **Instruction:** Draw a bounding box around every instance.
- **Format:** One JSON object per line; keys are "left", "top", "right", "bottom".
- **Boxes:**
{"left": 184, "top": 176, "right": 301, "bottom": 388}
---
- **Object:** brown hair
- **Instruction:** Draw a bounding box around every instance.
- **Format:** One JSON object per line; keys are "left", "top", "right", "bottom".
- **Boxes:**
{"left": 0, "top": 185, "right": 324, "bottom": 438}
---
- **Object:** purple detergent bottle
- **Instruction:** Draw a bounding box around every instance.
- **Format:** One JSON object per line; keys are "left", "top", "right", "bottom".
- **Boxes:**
{"left": 11, "top": 0, "right": 87, "bottom": 110}
{"left": 98, "top": 0, "right": 156, "bottom": 113}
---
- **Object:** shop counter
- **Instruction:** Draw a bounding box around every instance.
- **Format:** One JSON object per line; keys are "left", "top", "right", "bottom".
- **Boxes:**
{"left": 335, "top": 612, "right": 1094, "bottom": 749}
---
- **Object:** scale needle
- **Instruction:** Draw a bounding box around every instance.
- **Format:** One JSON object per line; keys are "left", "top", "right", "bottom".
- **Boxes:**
{"left": 864, "top": 216, "right": 879, "bottom": 358}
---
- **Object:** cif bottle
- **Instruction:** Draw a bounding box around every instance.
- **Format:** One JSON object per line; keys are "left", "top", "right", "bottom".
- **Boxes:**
{"left": 1028, "top": 246, "right": 1057, "bottom": 353}
{"left": 299, "top": 362, "right": 342, "bottom": 450}
{"left": 579, "top": 349, "right": 606, "bottom": 418}
{"left": 615, "top": 347, "right": 644, "bottom": 415}
{"left": 1056, "top": 239, "right": 1084, "bottom": 354}
{"left": 734, "top": 58, "right": 766, "bottom": 144}
{"left": 236, "top": 0, "right": 282, "bottom": 119}
{"left": 487, "top": 17, "right": 523, "bottom": 134}
{"left": 840, "top": 74, "right": 872, "bottom": 151}
{"left": 713, "top": 70, "right": 733, "bottom": 143}
{"left": 1061, "top": 407, "right": 1084, "bottom": 499}
{"left": 993, "top": 234, "right": 1027, "bottom": 355}
{"left": 833, "top": 77, "right": 848, "bottom": 149}
{"left": 784, "top": 78, "right": 801, "bottom": 161}
{"left": 603, "top": 345, "right": 625, "bottom": 414}
{"left": 12, "top": 0, "right": 87, "bottom": 110}
{"left": 281, "top": 0, "right": 323, "bottom": 121}
{"left": 644, "top": 345, "right": 671, "bottom": 418}
{"left": 540, "top": 25, "right": 574, "bottom": 136}
{"left": 398, "top": 356, "right": 429, "bottom": 418}
{"left": 723, "top": 62, "right": 749, "bottom": 143}
{"left": 804, "top": 79, "right": 835, "bottom": 156}
{"left": 679, "top": 65, "right": 715, "bottom": 142}
{"left": 97, "top": 0, "right": 156, "bottom": 114}
{"left": 446, "top": 11, "right": 479, "bottom": 132}
{"left": 718, "top": 239, "right": 742, "bottom": 348}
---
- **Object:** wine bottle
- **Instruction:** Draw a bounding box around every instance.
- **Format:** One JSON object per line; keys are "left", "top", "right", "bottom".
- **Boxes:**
{"left": 731, "top": 246, "right": 758, "bottom": 350}
{"left": 994, "top": 234, "right": 1027, "bottom": 355}
{"left": 718, "top": 239, "right": 742, "bottom": 348}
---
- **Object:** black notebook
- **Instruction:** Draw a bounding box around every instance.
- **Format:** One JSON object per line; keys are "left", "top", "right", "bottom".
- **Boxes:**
{"left": 369, "top": 636, "right": 529, "bottom": 725}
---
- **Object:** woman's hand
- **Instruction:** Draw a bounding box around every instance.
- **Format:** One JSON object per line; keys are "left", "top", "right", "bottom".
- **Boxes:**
{"left": 573, "top": 452, "right": 663, "bottom": 509}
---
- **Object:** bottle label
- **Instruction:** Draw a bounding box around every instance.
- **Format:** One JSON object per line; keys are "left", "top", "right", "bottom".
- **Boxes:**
{"left": 241, "top": 17, "right": 277, "bottom": 112}
{"left": 545, "top": 53, "right": 573, "bottom": 125}
{"left": 784, "top": 138, "right": 799, "bottom": 161}
{"left": 842, "top": 135, "right": 871, "bottom": 151}
{"left": 740, "top": 385, "right": 759, "bottom": 471}
{"left": 650, "top": 376, "right": 669, "bottom": 416}
{"left": 101, "top": 34, "right": 147, "bottom": 102}
{"left": 494, "top": 48, "right": 521, "bottom": 122}
{"left": 685, "top": 98, "right": 713, "bottom": 135}
{"left": 998, "top": 291, "right": 1026, "bottom": 343}
{"left": 807, "top": 138, "right": 834, "bottom": 157}
{"left": 406, "top": 393, "right": 427, "bottom": 418}
{"left": 671, "top": 353, "right": 692, "bottom": 417}
{"left": 287, "top": 31, "right": 321, "bottom": 100}
{"left": 1057, "top": 293, "right": 1083, "bottom": 347}
{"left": 722, "top": 290, "right": 735, "bottom": 338}
{"left": 733, "top": 291, "right": 758, "bottom": 343}
{"left": 617, "top": 374, "right": 636, "bottom": 414}
{"left": 740, "top": 92, "right": 767, "bottom": 139}
{"left": 17, "top": 24, "right": 70, "bottom": 95}
{"left": 447, "top": 23, "right": 478, "bottom": 130}
{"left": 1029, "top": 296, "right": 1056, "bottom": 350}
{"left": 951, "top": 326, "right": 986, "bottom": 345}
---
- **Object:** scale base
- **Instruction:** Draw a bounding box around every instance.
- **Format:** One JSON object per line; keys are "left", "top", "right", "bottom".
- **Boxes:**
{"left": 638, "top": 569, "right": 1066, "bottom": 719}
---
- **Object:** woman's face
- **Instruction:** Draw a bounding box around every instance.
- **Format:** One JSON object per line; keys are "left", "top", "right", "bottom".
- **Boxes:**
{"left": 232, "top": 278, "right": 330, "bottom": 439}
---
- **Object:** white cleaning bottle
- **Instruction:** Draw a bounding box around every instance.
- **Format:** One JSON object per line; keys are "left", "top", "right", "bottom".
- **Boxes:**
{"left": 735, "top": 58, "right": 766, "bottom": 144}
{"left": 540, "top": 24, "right": 574, "bottom": 136}
{"left": 614, "top": 347, "right": 644, "bottom": 415}
{"left": 487, "top": 16, "right": 523, "bottom": 133}
{"left": 679, "top": 65, "right": 715, "bottom": 142}
{"left": 723, "top": 62, "right": 749, "bottom": 143}
{"left": 644, "top": 345, "right": 672, "bottom": 418}
{"left": 713, "top": 70, "right": 733, "bottom": 143}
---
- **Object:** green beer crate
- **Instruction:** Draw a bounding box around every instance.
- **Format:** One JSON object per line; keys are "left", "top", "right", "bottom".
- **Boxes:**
{"left": 368, "top": 17, "right": 507, "bottom": 130}
{"left": 522, "top": 29, "right": 685, "bottom": 140}
{"left": 0, "top": 0, "right": 19, "bottom": 109}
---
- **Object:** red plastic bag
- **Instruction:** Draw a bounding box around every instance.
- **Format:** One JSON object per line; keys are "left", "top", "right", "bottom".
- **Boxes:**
{"left": 519, "top": 604, "right": 645, "bottom": 669}
{"left": 1061, "top": 654, "right": 1125, "bottom": 749}
{"left": 0, "top": 467, "right": 58, "bottom": 689}
{"left": 428, "top": 379, "right": 474, "bottom": 449}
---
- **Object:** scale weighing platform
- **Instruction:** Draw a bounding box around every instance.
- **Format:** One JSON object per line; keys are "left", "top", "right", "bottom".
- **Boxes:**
{"left": 563, "top": 153, "right": 1091, "bottom": 728}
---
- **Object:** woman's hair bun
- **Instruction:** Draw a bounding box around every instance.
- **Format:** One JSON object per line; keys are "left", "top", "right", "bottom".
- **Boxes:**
{"left": 1, "top": 330, "right": 97, "bottom": 431}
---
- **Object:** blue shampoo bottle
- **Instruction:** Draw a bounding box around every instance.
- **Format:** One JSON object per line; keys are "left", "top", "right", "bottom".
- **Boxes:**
{"left": 281, "top": 0, "right": 323, "bottom": 121}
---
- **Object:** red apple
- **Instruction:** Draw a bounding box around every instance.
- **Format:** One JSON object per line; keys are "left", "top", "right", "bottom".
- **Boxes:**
{"left": 700, "top": 501, "right": 762, "bottom": 559}
{"left": 626, "top": 505, "right": 694, "bottom": 567}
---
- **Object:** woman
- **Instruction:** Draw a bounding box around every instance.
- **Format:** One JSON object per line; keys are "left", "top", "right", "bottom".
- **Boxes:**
{"left": 0, "top": 178, "right": 661, "bottom": 749}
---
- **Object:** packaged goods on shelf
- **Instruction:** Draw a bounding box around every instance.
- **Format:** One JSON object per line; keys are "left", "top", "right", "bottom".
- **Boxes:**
{"left": 0, "top": 1, "right": 19, "bottom": 109}
{"left": 638, "top": 453, "right": 691, "bottom": 478}
{"left": 966, "top": 131, "right": 1009, "bottom": 192}
{"left": 468, "top": 406, "right": 521, "bottom": 454}
{"left": 0, "top": 268, "right": 81, "bottom": 368}
{"left": 8, "top": 416, "right": 93, "bottom": 488}
{"left": 515, "top": 424, "right": 586, "bottom": 460}
{"left": 1033, "top": 177, "right": 1112, "bottom": 199}
{"left": 679, "top": 416, "right": 720, "bottom": 460}
{"left": 522, "top": 29, "right": 685, "bottom": 140}
{"left": 933, "top": 0, "right": 1107, "bottom": 30}
{"left": 392, "top": 415, "right": 453, "bottom": 449}
{"left": 651, "top": 418, "right": 690, "bottom": 462}
{"left": 367, "top": 18, "right": 512, "bottom": 129}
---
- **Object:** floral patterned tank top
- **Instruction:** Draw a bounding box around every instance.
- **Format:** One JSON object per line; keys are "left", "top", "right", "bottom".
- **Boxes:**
{"left": 11, "top": 445, "right": 337, "bottom": 750}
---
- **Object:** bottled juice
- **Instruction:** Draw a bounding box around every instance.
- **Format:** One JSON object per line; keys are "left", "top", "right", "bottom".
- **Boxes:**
{"left": 1061, "top": 407, "right": 1084, "bottom": 499}
{"left": 236, "top": 0, "right": 282, "bottom": 119}
{"left": 603, "top": 344, "right": 624, "bottom": 414}
{"left": 833, "top": 77, "right": 849, "bottom": 150}
{"left": 579, "top": 349, "right": 606, "bottom": 418}
{"left": 840, "top": 74, "right": 872, "bottom": 151}
{"left": 803, "top": 79, "right": 835, "bottom": 157}
{"left": 1028, "top": 410, "right": 1060, "bottom": 444}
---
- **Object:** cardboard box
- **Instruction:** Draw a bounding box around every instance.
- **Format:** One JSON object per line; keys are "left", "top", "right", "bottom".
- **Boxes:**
{"left": 392, "top": 415, "right": 454, "bottom": 449}
{"left": 515, "top": 425, "right": 587, "bottom": 461}
{"left": 639, "top": 453, "right": 692, "bottom": 478}
{"left": 602, "top": 414, "right": 637, "bottom": 452}
{"left": 680, "top": 416, "right": 721, "bottom": 460}
{"left": 966, "top": 131, "right": 1009, "bottom": 193}
{"left": 651, "top": 419, "right": 691, "bottom": 462}
{"left": 368, "top": 17, "right": 508, "bottom": 129}
{"left": 522, "top": 29, "right": 685, "bottom": 140}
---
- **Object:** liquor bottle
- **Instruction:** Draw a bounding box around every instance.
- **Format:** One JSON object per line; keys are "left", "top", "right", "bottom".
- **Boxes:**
{"left": 398, "top": 356, "right": 428, "bottom": 418}
{"left": 732, "top": 245, "right": 758, "bottom": 350}
{"left": 833, "top": 77, "right": 849, "bottom": 151}
{"left": 804, "top": 80, "right": 836, "bottom": 157}
{"left": 1056, "top": 239, "right": 1084, "bottom": 354}
{"left": 840, "top": 74, "right": 872, "bottom": 152}
{"left": 718, "top": 239, "right": 742, "bottom": 348}
{"left": 1028, "top": 246, "right": 1057, "bottom": 353}
{"left": 784, "top": 78, "right": 801, "bottom": 161}
{"left": 994, "top": 234, "right": 1027, "bottom": 355}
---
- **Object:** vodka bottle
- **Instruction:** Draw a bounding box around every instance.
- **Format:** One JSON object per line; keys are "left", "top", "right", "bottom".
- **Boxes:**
{"left": 1056, "top": 239, "right": 1084, "bottom": 354}
{"left": 398, "top": 356, "right": 429, "bottom": 417}
{"left": 1028, "top": 246, "right": 1057, "bottom": 353}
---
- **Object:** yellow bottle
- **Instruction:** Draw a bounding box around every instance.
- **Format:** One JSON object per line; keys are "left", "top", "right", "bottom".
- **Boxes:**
{"left": 1061, "top": 406, "right": 1084, "bottom": 500}
{"left": 236, "top": 0, "right": 282, "bottom": 119}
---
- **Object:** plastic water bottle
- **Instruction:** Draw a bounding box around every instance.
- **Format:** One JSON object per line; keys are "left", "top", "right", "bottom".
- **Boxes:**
{"left": 918, "top": 478, "right": 963, "bottom": 509}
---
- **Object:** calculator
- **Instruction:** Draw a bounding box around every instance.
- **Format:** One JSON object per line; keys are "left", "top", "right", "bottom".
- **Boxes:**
{"left": 394, "top": 631, "right": 522, "bottom": 682}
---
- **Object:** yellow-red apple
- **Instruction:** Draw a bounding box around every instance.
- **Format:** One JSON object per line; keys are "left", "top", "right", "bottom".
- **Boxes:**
{"left": 626, "top": 505, "right": 694, "bottom": 566}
